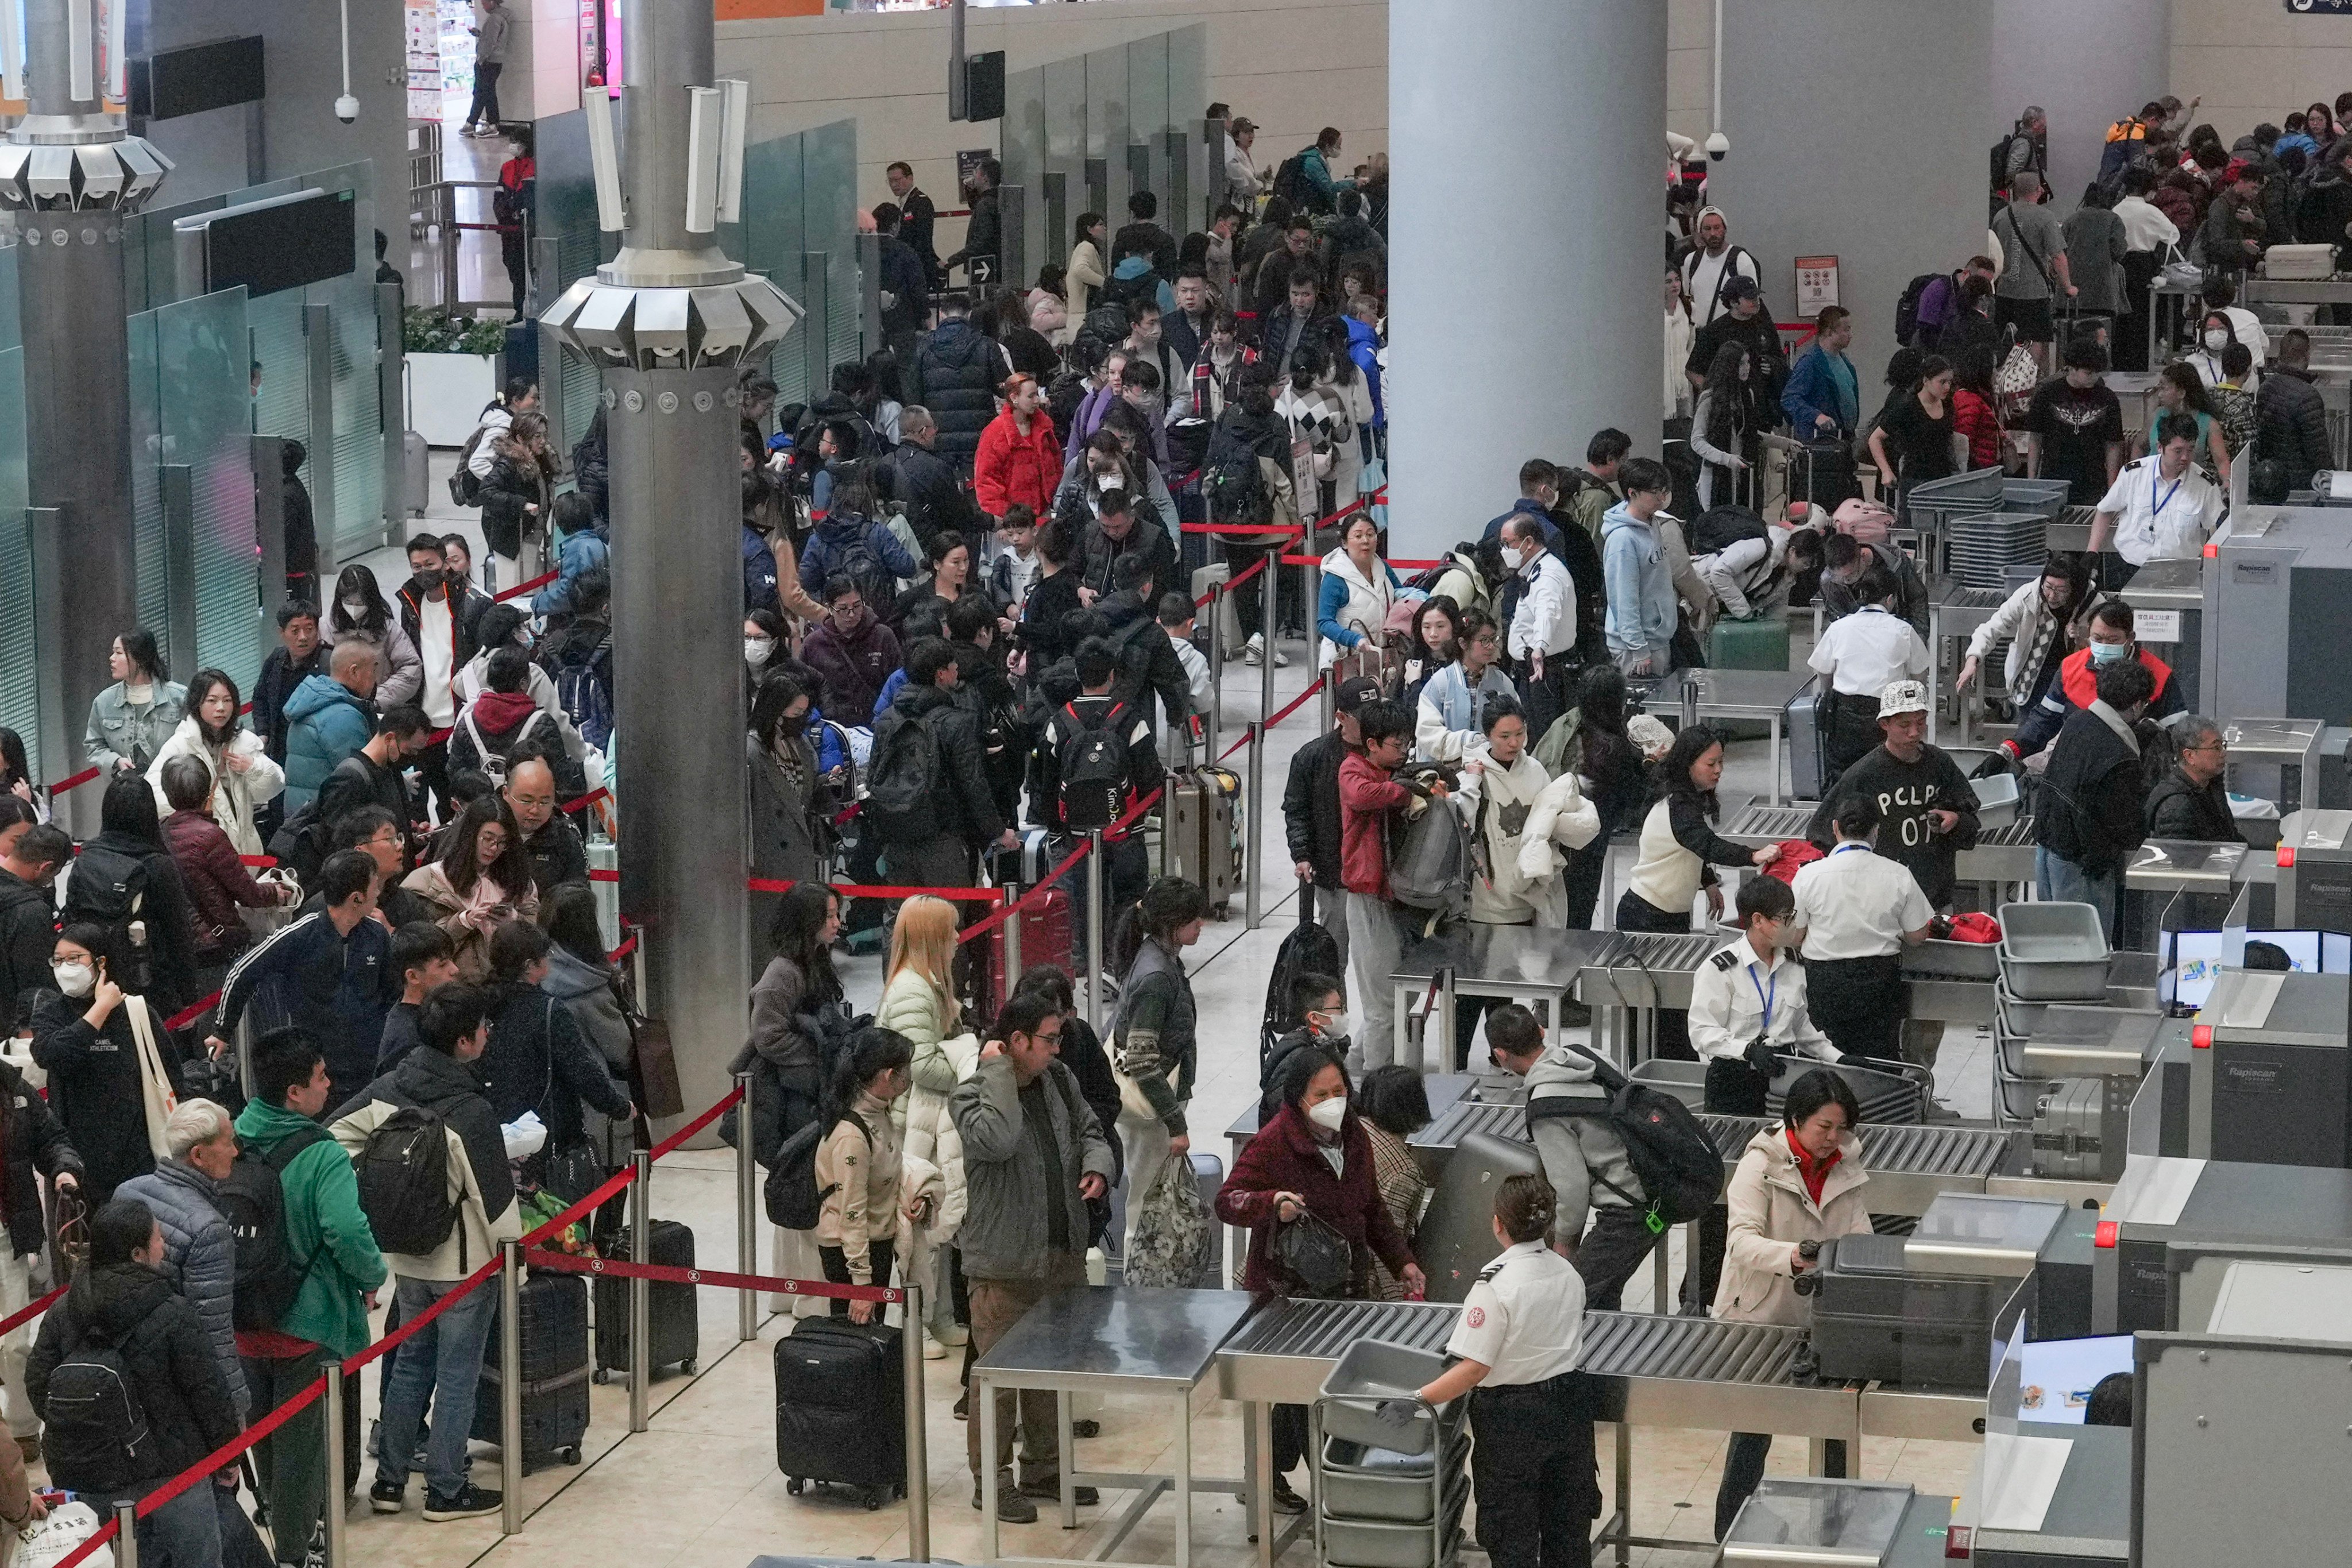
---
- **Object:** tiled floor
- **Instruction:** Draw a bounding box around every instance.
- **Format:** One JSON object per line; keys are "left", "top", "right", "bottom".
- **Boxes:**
{"left": 186, "top": 608, "right": 1991, "bottom": 1568}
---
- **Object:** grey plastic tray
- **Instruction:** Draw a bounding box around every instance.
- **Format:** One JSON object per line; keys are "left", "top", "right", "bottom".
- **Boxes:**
{"left": 1321, "top": 1505, "right": 1464, "bottom": 1568}
{"left": 1628, "top": 1057, "right": 1709, "bottom": 1109}
{"left": 1995, "top": 902, "right": 2111, "bottom": 1000}
{"left": 1319, "top": 1438, "right": 1466, "bottom": 1524}
{"left": 1972, "top": 771, "right": 2021, "bottom": 828}
{"left": 1319, "top": 1341, "right": 1462, "bottom": 1453}
{"left": 1901, "top": 936, "right": 2002, "bottom": 980}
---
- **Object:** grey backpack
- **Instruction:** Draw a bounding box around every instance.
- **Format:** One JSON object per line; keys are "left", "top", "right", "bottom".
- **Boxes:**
{"left": 1387, "top": 781, "right": 1473, "bottom": 918}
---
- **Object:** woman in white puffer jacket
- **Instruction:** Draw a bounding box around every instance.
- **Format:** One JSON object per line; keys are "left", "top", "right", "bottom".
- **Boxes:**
{"left": 877, "top": 896, "right": 974, "bottom": 1355}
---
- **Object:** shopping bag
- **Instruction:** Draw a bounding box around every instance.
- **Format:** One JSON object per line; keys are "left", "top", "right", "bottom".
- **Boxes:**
{"left": 1123, "top": 1155, "right": 1216, "bottom": 1289}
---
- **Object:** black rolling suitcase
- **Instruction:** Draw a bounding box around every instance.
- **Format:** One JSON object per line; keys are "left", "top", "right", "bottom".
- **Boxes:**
{"left": 774, "top": 1317, "right": 906, "bottom": 1509}
{"left": 594, "top": 1218, "right": 700, "bottom": 1380}
{"left": 473, "top": 1270, "right": 591, "bottom": 1470}
{"left": 1791, "top": 438, "right": 1857, "bottom": 511}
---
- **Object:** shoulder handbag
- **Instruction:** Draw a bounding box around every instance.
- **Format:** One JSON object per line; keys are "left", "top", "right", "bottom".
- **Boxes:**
{"left": 1997, "top": 204, "right": 2055, "bottom": 295}
{"left": 1269, "top": 1210, "right": 1354, "bottom": 1298}
{"left": 622, "top": 975, "right": 686, "bottom": 1122}
{"left": 538, "top": 998, "right": 612, "bottom": 1203}
{"left": 123, "top": 995, "right": 179, "bottom": 1164}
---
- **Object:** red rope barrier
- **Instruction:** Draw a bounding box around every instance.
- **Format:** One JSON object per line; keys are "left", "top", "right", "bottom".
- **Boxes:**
{"left": 0, "top": 1283, "right": 65, "bottom": 1338}
{"left": 45, "top": 765, "right": 99, "bottom": 795}
{"left": 647, "top": 1084, "right": 743, "bottom": 1161}
{"left": 165, "top": 991, "right": 221, "bottom": 1032}
{"left": 561, "top": 787, "right": 611, "bottom": 814}
{"left": 342, "top": 1255, "right": 504, "bottom": 1374}
{"left": 47, "top": 1517, "right": 116, "bottom": 1568}
{"left": 492, "top": 568, "right": 559, "bottom": 603}
{"left": 522, "top": 1249, "right": 903, "bottom": 1303}
{"left": 746, "top": 878, "right": 1001, "bottom": 901}
{"left": 136, "top": 1374, "right": 327, "bottom": 1515}
{"left": 1267, "top": 675, "right": 1329, "bottom": 730}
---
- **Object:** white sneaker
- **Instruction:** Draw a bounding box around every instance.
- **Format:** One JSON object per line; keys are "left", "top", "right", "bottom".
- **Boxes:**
{"left": 922, "top": 1331, "right": 949, "bottom": 1361}
{"left": 934, "top": 1322, "right": 970, "bottom": 1347}
{"left": 1272, "top": 645, "right": 1292, "bottom": 668}
{"left": 1245, "top": 634, "right": 1264, "bottom": 667}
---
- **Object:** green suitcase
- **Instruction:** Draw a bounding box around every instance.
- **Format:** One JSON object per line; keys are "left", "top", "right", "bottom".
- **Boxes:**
{"left": 1707, "top": 613, "right": 1792, "bottom": 672}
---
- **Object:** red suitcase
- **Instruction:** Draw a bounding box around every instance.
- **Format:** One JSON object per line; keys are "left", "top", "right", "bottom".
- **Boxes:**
{"left": 982, "top": 886, "right": 1075, "bottom": 1014}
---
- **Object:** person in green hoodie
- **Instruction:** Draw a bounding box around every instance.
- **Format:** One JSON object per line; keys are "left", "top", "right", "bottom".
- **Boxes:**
{"left": 234, "top": 1026, "right": 387, "bottom": 1568}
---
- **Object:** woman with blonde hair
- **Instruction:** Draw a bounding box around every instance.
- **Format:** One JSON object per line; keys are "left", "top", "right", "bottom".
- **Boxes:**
{"left": 879, "top": 895, "right": 976, "bottom": 1358}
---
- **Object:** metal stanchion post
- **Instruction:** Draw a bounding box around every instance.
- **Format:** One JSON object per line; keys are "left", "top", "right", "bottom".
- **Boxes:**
{"left": 901, "top": 1280, "right": 931, "bottom": 1561}
{"left": 322, "top": 1355, "right": 346, "bottom": 1567}
{"left": 1001, "top": 885, "right": 1022, "bottom": 981}
{"left": 629, "top": 1149, "right": 652, "bottom": 1433}
{"left": 112, "top": 1499, "right": 137, "bottom": 1568}
{"left": 1244, "top": 723, "right": 1264, "bottom": 930}
{"left": 1261, "top": 549, "right": 1278, "bottom": 721}
{"left": 1207, "top": 580, "right": 1224, "bottom": 763}
{"left": 500, "top": 1240, "right": 523, "bottom": 1536}
{"left": 735, "top": 1069, "right": 757, "bottom": 1343}
{"left": 1085, "top": 828, "right": 1106, "bottom": 1030}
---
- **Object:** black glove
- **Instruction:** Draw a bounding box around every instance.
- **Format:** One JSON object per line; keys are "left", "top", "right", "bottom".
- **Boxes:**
{"left": 1373, "top": 1398, "right": 1420, "bottom": 1429}
{"left": 1970, "top": 748, "right": 2015, "bottom": 779}
{"left": 1743, "top": 1038, "right": 1779, "bottom": 1079}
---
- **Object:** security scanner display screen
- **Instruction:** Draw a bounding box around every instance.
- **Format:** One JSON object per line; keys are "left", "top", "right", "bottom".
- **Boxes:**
{"left": 2014, "top": 1335, "right": 2133, "bottom": 1424}
{"left": 2158, "top": 929, "right": 2350, "bottom": 1009}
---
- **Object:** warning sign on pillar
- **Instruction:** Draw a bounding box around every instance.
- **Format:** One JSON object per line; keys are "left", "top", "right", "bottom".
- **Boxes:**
{"left": 1794, "top": 256, "right": 1841, "bottom": 315}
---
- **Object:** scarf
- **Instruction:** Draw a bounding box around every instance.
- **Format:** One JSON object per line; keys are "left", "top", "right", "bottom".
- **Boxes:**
{"left": 2014, "top": 598, "right": 2069, "bottom": 708}
{"left": 1786, "top": 1128, "right": 1841, "bottom": 1206}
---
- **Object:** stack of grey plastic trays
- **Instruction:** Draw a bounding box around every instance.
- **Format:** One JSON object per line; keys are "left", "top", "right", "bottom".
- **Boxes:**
{"left": 1991, "top": 901, "right": 2111, "bottom": 1125}
{"left": 1312, "top": 1341, "right": 1470, "bottom": 1568}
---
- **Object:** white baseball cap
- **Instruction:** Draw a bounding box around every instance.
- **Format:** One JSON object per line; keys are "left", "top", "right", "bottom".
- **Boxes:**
{"left": 1878, "top": 679, "right": 1929, "bottom": 718}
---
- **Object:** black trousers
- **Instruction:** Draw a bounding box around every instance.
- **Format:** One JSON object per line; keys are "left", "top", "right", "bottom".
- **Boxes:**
{"left": 1613, "top": 891, "right": 1694, "bottom": 1060}
{"left": 1821, "top": 692, "right": 1882, "bottom": 787}
{"left": 1516, "top": 660, "right": 1575, "bottom": 748}
{"left": 1805, "top": 953, "right": 1905, "bottom": 1065}
{"left": 466, "top": 63, "right": 504, "bottom": 129}
{"left": 1686, "top": 1060, "right": 1772, "bottom": 1314}
{"left": 1573, "top": 1203, "right": 1664, "bottom": 1314}
{"left": 1563, "top": 833, "right": 1609, "bottom": 930}
{"left": 1718, "top": 1432, "right": 1845, "bottom": 1541}
{"left": 818, "top": 1238, "right": 898, "bottom": 1319}
{"left": 1469, "top": 1373, "right": 1602, "bottom": 1568}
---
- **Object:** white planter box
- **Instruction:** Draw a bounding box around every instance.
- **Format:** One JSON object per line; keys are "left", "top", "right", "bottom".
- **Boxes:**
{"left": 405, "top": 351, "right": 498, "bottom": 447}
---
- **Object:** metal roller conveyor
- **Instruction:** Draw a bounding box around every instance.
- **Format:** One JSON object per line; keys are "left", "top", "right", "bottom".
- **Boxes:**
{"left": 1218, "top": 1297, "right": 1462, "bottom": 1407}
{"left": 1704, "top": 1117, "right": 2021, "bottom": 1216}
{"left": 1723, "top": 802, "right": 2041, "bottom": 888}
{"left": 1578, "top": 931, "right": 1723, "bottom": 1011}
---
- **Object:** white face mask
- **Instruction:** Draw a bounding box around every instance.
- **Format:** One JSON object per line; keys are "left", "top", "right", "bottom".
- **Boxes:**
{"left": 52, "top": 961, "right": 93, "bottom": 998}
{"left": 339, "top": 598, "right": 370, "bottom": 620}
{"left": 1306, "top": 1096, "right": 1349, "bottom": 1132}
{"left": 745, "top": 636, "right": 775, "bottom": 669}
{"left": 1314, "top": 1009, "right": 1351, "bottom": 1042}
{"left": 2203, "top": 329, "right": 2229, "bottom": 352}
{"left": 1503, "top": 544, "right": 1529, "bottom": 571}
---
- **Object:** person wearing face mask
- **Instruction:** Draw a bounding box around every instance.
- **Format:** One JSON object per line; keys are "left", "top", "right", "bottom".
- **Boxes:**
{"left": 1218, "top": 1048, "right": 1424, "bottom": 1515}
{"left": 747, "top": 671, "right": 827, "bottom": 895}
{"left": 1416, "top": 1171, "right": 1600, "bottom": 1568}
{"left": 1501, "top": 517, "right": 1579, "bottom": 743}
{"left": 393, "top": 534, "right": 477, "bottom": 817}
{"left": 1989, "top": 595, "right": 2184, "bottom": 771}
{"left": 1258, "top": 972, "right": 1350, "bottom": 1127}
{"left": 0, "top": 944, "right": 80, "bottom": 1458}
{"left": 35, "top": 925, "right": 179, "bottom": 1205}
{"left": 323, "top": 564, "right": 423, "bottom": 711}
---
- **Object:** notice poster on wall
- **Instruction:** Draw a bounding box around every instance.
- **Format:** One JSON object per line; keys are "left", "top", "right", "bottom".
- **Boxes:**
{"left": 1794, "top": 256, "right": 1841, "bottom": 315}
{"left": 405, "top": 0, "right": 443, "bottom": 120}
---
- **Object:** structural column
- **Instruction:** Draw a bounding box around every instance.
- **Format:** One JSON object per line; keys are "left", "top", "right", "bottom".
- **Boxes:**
{"left": 1384, "top": 0, "right": 1663, "bottom": 561}
{"left": 545, "top": 0, "right": 798, "bottom": 1125}
{"left": 1, "top": 0, "right": 169, "bottom": 816}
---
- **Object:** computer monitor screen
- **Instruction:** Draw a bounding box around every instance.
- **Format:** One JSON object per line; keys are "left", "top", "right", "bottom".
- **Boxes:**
{"left": 2162, "top": 929, "right": 2326, "bottom": 1009}
{"left": 2015, "top": 1335, "right": 2135, "bottom": 1425}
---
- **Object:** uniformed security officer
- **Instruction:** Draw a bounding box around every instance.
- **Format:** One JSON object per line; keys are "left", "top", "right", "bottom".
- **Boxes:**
{"left": 1415, "top": 1172, "right": 1601, "bottom": 1568}
{"left": 1689, "top": 876, "right": 1843, "bottom": 1118}
{"left": 1788, "top": 794, "right": 1934, "bottom": 1067}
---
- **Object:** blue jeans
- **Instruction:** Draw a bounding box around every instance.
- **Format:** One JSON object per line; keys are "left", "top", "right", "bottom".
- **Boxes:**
{"left": 2035, "top": 847, "right": 2118, "bottom": 941}
{"left": 376, "top": 1274, "right": 497, "bottom": 1500}
{"left": 86, "top": 1482, "right": 221, "bottom": 1568}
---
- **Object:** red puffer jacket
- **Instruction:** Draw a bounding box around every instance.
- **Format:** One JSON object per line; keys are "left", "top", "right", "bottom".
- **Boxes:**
{"left": 973, "top": 405, "right": 1061, "bottom": 519}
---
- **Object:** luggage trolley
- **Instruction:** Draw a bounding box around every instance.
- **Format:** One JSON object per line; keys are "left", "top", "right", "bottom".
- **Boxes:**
{"left": 1311, "top": 1341, "right": 1469, "bottom": 1568}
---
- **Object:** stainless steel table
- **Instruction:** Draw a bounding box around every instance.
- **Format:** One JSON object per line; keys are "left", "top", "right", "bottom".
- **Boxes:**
{"left": 1928, "top": 582, "right": 2015, "bottom": 746}
{"left": 1391, "top": 925, "right": 1621, "bottom": 1070}
{"left": 1683, "top": 667, "right": 1820, "bottom": 805}
{"left": 972, "top": 1286, "right": 1258, "bottom": 1567}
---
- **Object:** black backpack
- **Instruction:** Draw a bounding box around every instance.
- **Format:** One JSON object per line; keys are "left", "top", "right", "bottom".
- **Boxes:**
{"left": 447, "top": 414, "right": 496, "bottom": 507}
{"left": 1202, "top": 421, "right": 1272, "bottom": 526}
{"left": 763, "top": 1111, "right": 869, "bottom": 1231}
{"left": 1893, "top": 272, "right": 1941, "bottom": 348}
{"left": 1273, "top": 150, "right": 1327, "bottom": 215}
{"left": 1072, "top": 303, "right": 1132, "bottom": 367}
{"left": 865, "top": 709, "right": 945, "bottom": 845}
{"left": 1687, "top": 505, "right": 1770, "bottom": 557}
{"left": 265, "top": 792, "right": 338, "bottom": 888}
{"left": 1258, "top": 902, "right": 1343, "bottom": 1061}
{"left": 61, "top": 843, "right": 149, "bottom": 988}
{"left": 1990, "top": 131, "right": 2021, "bottom": 191}
{"left": 216, "top": 1125, "right": 331, "bottom": 1333}
{"left": 1526, "top": 1046, "right": 1724, "bottom": 1229}
{"left": 353, "top": 1104, "right": 462, "bottom": 1260}
{"left": 1055, "top": 701, "right": 1130, "bottom": 831}
{"left": 831, "top": 526, "right": 901, "bottom": 613}
{"left": 40, "top": 1333, "right": 150, "bottom": 1491}
{"left": 551, "top": 635, "right": 615, "bottom": 752}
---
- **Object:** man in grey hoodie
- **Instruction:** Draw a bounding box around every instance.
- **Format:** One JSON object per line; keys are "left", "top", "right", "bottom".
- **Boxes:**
{"left": 1485, "top": 1005, "right": 1662, "bottom": 1312}
{"left": 1600, "top": 458, "right": 1682, "bottom": 677}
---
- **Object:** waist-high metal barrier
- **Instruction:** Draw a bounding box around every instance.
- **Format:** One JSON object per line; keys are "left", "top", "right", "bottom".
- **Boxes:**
{"left": 27, "top": 1007, "right": 932, "bottom": 1568}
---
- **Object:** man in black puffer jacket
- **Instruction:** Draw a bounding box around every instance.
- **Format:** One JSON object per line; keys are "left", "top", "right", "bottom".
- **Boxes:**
{"left": 2255, "top": 329, "right": 2332, "bottom": 495}
{"left": 2033, "top": 658, "right": 2154, "bottom": 941}
{"left": 28, "top": 1198, "right": 241, "bottom": 1561}
{"left": 907, "top": 295, "right": 1003, "bottom": 474}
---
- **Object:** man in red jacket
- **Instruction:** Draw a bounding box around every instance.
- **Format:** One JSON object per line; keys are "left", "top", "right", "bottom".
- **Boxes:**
{"left": 1337, "top": 700, "right": 1445, "bottom": 1073}
{"left": 973, "top": 373, "right": 1060, "bottom": 524}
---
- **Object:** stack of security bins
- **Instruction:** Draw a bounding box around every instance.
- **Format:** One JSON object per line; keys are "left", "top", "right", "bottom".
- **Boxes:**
{"left": 1315, "top": 1341, "right": 1469, "bottom": 1568}
{"left": 1994, "top": 902, "right": 2111, "bottom": 1124}
{"left": 1808, "top": 1194, "right": 2064, "bottom": 1389}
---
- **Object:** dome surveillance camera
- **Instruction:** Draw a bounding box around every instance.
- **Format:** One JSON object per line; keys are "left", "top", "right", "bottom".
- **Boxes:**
{"left": 335, "top": 95, "right": 359, "bottom": 125}
{"left": 1705, "top": 131, "right": 1730, "bottom": 162}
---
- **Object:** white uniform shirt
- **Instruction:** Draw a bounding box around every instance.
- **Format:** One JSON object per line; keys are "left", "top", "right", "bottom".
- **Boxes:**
{"left": 1443, "top": 1240, "right": 1586, "bottom": 1385}
{"left": 1791, "top": 842, "right": 1935, "bottom": 961}
{"left": 2096, "top": 456, "right": 2224, "bottom": 567}
{"left": 1687, "top": 936, "right": 1838, "bottom": 1065}
{"left": 1507, "top": 552, "right": 1577, "bottom": 661}
{"left": 1682, "top": 244, "right": 1759, "bottom": 329}
{"left": 1806, "top": 605, "right": 1929, "bottom": 697}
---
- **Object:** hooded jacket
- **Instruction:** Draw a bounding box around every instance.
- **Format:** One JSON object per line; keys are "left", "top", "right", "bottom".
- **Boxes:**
{"left": 145, "top": 718, "right": 285, "bottom": 858}
{"left": 449, "top": 688, "right": 555, "bottom": 779}
{"left": 330, "top": 1044, "right": 521, "bottom": 1281}
{"left": 797, "top": 508, "right": 923, "bottom": 598}
{"left": 159, "top": 808, "right": 277, "bottom": 962}
{"left": 2035, "top": 702, "right": 2148, "bottom": 878}
{"left": 1715, "top": 1126, "right": 1871, "bottom": 1327}
{"left": 113, "top": 1157, "right": 245, "bottom": 1418}
{"left": 27, "top": 1261, "right": 240, "bottom": 1488}
{"left": 280, "top": 675, "right": 376, "bottom": 817}
{"left": 31, "top": 992, "right": 177, "bottom": 1203}
{"left": 1453, "top": 753, "right": 1598, "bottom": 927}
{"left": 1282, "top": 730, "right": 1350, "bottom": 889}
{"left": 1521, "top": 1046, "right": 1643, "bottom": 1242}
{"left": 801, "top": 608, "right": 902, "bottom": 725}
{"left": 232, "top": 1095, "right": 386, "bottom": 1358}
{"left": 0, "top": 870, "right": 53, "bottom": 1041}
{"left": 2006, "top": 644, "right": 2181, "bottom": 761}
{"left": 907, "top": 319, "right": 1001, "bottom": 469}
{"left": 480, "top": 976, "right": 629, "bottom": 1153}
{"left": 2255, "top": 364, "right": 2331, "bottom": 489}
{"left": 1601, "top": 503, "right": 1679, "bottom": 660}
{"left": 973, "top": 404, "right": 1063, "bottom": 519}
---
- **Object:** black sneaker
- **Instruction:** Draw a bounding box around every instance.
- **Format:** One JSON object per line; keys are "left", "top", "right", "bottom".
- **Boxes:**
{"left": 422, "top": 1484, "right": 502, "bottom": 1522}
{"left": 972, "top": 1482, "right": 1038, "bottom": 1523}
{"left": 1270, "top": 1477, "right": 1308, "bottom": 1515}
{"left": 368, "top": 1480, "right": 404, "bottom": 1515}
{"left": 1018, "top": 1477, "right": 1099, "bottom": 1505}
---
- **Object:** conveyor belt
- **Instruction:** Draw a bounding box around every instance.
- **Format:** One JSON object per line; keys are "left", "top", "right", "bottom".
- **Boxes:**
{"left": 1579, "top": 932, "right": 1724, "bottom": 1010}
{"left": 1218, "top": 1299, "right": 1461, "bottom": 1406}
{"left": 1579, "top": 1311, "right": 1806, "bottom": 1387}
{"left": 1941, "top": 586, "right": 2011, "bottom": 611}
{"left": 1410, "top": 1104, "right": 2019, "bottom": 1216}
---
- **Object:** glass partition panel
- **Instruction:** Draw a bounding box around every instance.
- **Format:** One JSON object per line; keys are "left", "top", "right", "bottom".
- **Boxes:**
{"left": 156, "top": 288, "right": 262, "bottom": 692}
{"left": 248, "top": 289, "right": 311, "bottom": 490}
{"left": 316, "top": 272, "right": 386, "bottom": 558}
{"left": 1127, "top": 33, "right": 1169, "bottom": 221}
{"left": 0, "top": 347, "right": 34, "bottom": 783}
{"left": 127, "top": 306, "right": 168, "bottom": 636}
{"left": 1042, "top": 54, "right": 1087, "bottom": 263}
{"left": 1085, "top": 45, "right": 1128, "bottom": 224}
{"left": 1168, "top": 25, "right": 1210, "bottom": 230}
{"left": 1002, "top": 64, "right": 1049, "bottom": 292}
{"left": 806, "top": 119, "right": 861, "bottom": 373}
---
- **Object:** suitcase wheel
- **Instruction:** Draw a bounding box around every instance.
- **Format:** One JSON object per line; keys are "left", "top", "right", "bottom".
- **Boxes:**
{"left": 864, "top": 1486, "right": 886, "bottom": 1511}
{"left": 592, "top": 1369, "right": 609, "bottom": 1385}
{"left": 681, "top": 1355, "right": 697, "bottom": 1375}
{"left": 787, "top": 1477, "right": 805, "bottom": 1496}
{"left": 561, "top": 1446, "right": 582, "bottom": 1465}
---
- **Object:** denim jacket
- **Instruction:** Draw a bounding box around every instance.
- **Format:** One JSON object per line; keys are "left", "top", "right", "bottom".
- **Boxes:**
{"left": 85, "top": 681, "right": 188, "bottom": 773}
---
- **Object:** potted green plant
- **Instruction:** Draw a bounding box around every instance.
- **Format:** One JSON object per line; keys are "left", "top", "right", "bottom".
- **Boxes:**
{"left": 403, "top": 308, "right": 507, "bottom": 446}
